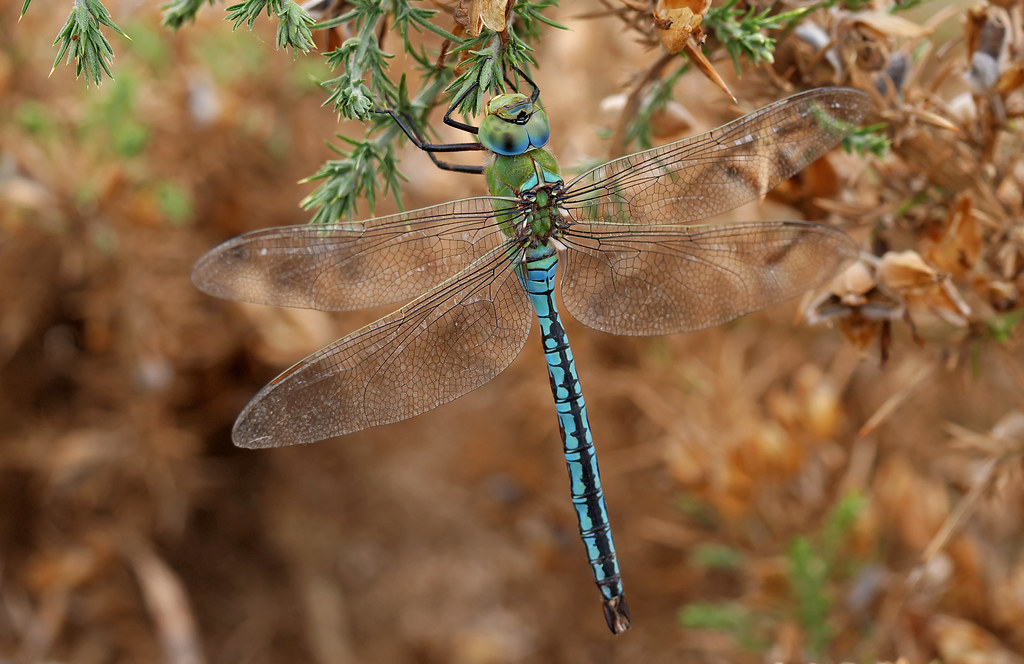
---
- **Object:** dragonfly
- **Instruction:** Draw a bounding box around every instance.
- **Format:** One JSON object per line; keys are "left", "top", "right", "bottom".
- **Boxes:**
{"left": 192, "top": 80, "right": 871, "bottom": 634}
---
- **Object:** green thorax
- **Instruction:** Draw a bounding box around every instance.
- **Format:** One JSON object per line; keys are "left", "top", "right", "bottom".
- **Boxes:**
{"left": 486, "top": 148, "right": 563, "bottom": 239}
{"left": 486, "top": 147, "right": 560, "bottom": 198}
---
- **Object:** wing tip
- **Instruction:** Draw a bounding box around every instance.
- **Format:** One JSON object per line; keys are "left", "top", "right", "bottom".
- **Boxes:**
{"left": 813, "top": 85, "right": 875, "bottom": 125}
{"left": 232, "top": 411, "right": 283, "bottom": 450}
{"left": 190, "top": 250, "right": 218, "bottom": 296}
{"left": 191, "top": 236, "right": 252, "bottom": 300}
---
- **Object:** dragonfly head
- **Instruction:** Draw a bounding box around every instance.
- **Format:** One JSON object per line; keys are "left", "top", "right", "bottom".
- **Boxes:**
{"left": 479, "top": 93, "right": 550, "bottom": 156}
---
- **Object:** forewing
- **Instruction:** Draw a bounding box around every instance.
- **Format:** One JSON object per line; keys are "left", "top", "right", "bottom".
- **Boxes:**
{"left": 560, "top": 222, "right": 859, "bottom": 336}
{"left": 233, "top": 243, "right": 532, "bottom": 447}
{"left": 561, "top": 88, "right": 872, "bottom": 225}
{"left": 192, "top": 197, "right": 514, "bottom": 311}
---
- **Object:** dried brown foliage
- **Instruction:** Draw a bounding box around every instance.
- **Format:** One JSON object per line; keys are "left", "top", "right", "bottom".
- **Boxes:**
{"left": 1, "top": 0, "right": 1023, "bottom": 662}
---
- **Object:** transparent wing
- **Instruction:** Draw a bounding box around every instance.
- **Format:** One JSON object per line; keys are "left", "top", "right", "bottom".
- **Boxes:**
{"left": 560, "top": 221, "right": 859, "bottom": 336}
{"left": 233, "top": 243, "right": 532, "bottom": 448}
{"left": 557, "top": 87, "right": 869, "bottom": 335}
{"left": 560, "top": 88, "right": 872, "bottom": 225}
{"left": 192, "top": 197, "right": 516, "bottom": 311}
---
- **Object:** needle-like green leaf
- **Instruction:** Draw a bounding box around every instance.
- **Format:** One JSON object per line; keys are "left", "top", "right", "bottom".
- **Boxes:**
{"left": 51, "top": 0, "right": 128, "bottom": 86}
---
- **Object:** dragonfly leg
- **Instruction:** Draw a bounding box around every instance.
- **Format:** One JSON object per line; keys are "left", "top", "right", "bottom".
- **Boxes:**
{"left": 441, "top": 70, "right": 485, "bottom": 135}
{"left": 503, "top": 64, "right": 540, "bottom": 104}
{"left": 375, "top": 108, "right": 487, "bottom": 174}
{"left": 374, "top": 70, "right": 489, "bottom": 174}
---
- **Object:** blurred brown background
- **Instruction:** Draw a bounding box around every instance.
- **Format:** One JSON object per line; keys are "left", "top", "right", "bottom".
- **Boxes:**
{"left": 2, "top": 0, "right": 1024, "bottom": 662}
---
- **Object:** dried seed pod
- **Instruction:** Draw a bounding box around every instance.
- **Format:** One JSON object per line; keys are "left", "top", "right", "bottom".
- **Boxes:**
{"left": 807, "top": 256, "right": 904, "bottom": 359}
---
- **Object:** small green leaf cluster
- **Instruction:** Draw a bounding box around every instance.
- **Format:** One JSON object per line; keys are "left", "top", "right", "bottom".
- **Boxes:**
{"left": 842, "top": 123, "right": 890, "bottom": 158}
{"left": 161, "top": 0, "right": 215, "bottom": 29}
{"left": 33, "top": 0, "right": 312, "bottom": 83}
{"left": 987, "top": 310, "right": 1024, "bottom": 343}
{"left": 49, "top": 0, "right": 129, "bottom": 86}
{"left": 679, "top": 602, "right": 769, "bottom": 651}
{"left": 319, "top": 4, "right": 400, "bottom": 121}
{"left": 226, "top": 0, "right": 315, "bottom": 53}
{"left": 704, "top": 0, "right": 810, "bottom": 74}
{"left": 786, "top": 491, "right": 866, "bottom": 656}
{"left": 890, "top": 0, "right": 930, "bottom": 12}
{"left": 301, "top": 133, "right": 405, "bottom": 225}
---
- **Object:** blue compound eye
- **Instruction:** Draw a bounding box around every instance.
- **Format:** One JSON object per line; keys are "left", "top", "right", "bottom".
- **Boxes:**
{"left": 480, "top": 114, "right": 531, "bottom": 156}
{"left": 526, "top": 108, "right": 550, "bottom": 149}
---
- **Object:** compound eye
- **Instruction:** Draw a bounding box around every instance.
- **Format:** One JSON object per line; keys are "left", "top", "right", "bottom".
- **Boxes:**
{"left": 525, "top": 109, "right": 550, "bottom": 149}
{"left": 480, "top": 115, "right": 531, "bottom": 156}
